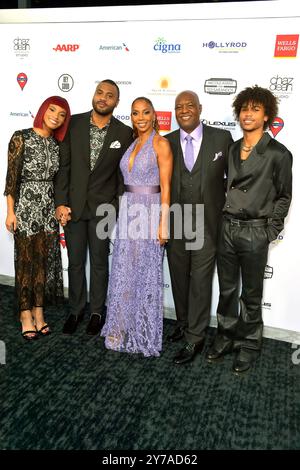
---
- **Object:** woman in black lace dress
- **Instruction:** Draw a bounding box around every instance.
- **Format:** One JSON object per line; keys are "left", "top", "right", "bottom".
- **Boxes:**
{"left": 4, "top": 96, "right": 71, "bottom": 340}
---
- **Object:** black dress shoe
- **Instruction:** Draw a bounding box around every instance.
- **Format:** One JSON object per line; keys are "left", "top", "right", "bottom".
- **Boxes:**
{"left": 206, "top": 341, "right": 233, "bottom": 363}
{"left": 167, "top": 326, "right": 184, "bottom": 342}
{"left": 232, "top": 348, "right": 258, "bottom": 375}
{"left": 62, "top": 311, "right": 84, "bottom": 335}
{"left": 173, "top": 341, "right": 204, "bottom": 365}
{"left": 86, "top": 313, "right": 102, "bottom": 336}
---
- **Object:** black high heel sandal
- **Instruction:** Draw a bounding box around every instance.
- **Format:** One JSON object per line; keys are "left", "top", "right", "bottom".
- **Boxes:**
{"left": 21, "top": 330, "right": 39, "bottom": 341}
{"left": 37, "top": 324, "right": 51, "bottom": 337}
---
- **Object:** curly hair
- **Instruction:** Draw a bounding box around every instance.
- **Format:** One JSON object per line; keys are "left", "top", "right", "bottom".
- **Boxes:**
{"left": 131, "top": 96, "right": 160, "bottom": 138}
{"left": 232, "top": 85, "right": 278, "bottom": 130}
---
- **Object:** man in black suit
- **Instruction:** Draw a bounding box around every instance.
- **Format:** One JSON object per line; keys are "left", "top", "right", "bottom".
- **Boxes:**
{"left": 165, "top": 90, "right": 233, "bottom": 364}
{"left": 54, "top": 79, "right": 133, "bottom": 335}
{"left": 206, "top": 85, "right": 292, "bottom": 374}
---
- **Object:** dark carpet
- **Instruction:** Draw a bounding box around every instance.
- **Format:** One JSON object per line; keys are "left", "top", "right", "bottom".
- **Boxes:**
{"left": 0, "top": 283, "right": 299, "bottom": 451}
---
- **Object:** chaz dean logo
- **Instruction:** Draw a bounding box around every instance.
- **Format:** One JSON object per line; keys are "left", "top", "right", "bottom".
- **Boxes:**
{"left": 53, "top": 44, "right": 80, "bottom": 52}
{"left": 269, "top": 75, "right": 293, "bottom": 92}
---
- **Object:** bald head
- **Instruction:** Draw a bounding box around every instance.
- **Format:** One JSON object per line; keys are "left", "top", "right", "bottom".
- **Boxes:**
{"left": 175, "top": 90, "right": 201, "bottom": 107}
{"left": 175, "top": 90, "right": 202, "bottom": 133}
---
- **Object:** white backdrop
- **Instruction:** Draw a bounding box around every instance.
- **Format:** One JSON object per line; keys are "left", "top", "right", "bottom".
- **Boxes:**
{"left": 0, "top": 1, "right": 299, "bottom": 333}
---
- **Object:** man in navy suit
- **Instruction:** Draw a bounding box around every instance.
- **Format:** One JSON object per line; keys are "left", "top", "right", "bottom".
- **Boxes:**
{"left": 55, "top": 80, "right": 133, "bottom": 335}
{"left": 166, "top": 90, "right": 233, "bottom": 364}
{"left": 206, "top": 86, "right": 292, "bottom": 374}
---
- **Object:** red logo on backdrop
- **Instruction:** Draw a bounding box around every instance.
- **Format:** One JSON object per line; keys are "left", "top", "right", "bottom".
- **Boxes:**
{"left": 59, "top": 232, "right": 66, "bottom": 249}
{"left": 156, "top": 111, "right": 172, "bottom": 131}
{"left": 274, "top": 35, "right": 299, "bottom": 58}
{"left": 269, "top": 117, "right": 284, "bottom": 138}
{"left": 53, "top": 44, "right": 80, "bottom": 52}
{"left": 17, "top": 72, "right": 28, "bottom": 90}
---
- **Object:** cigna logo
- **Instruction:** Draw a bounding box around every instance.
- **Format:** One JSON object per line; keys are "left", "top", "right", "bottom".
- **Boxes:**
{"left": 153, "top": 37, "right": 181, "bottom": 54}
{"left": 53, "top": 44, "right": 80, "bottom": 52}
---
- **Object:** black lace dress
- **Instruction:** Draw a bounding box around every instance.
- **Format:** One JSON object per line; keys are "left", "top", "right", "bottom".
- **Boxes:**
{"left": 4, "top": 128, "right": 64, "bottom": 314}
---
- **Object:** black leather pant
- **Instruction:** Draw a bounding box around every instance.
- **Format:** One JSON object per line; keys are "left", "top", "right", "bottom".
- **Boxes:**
{"left": 216, "top": 216, "right": 269, "bottom": 352}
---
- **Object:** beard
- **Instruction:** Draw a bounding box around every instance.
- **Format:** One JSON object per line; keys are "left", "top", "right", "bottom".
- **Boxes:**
{"left": 92, "top": 99, "right": 115, "bottom": 116}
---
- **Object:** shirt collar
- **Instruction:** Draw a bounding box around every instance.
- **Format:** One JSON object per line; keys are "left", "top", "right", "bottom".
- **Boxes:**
{"left": 180, "top": 123, "right": 203, "bottom": 143}
{"left": 90, "top": 111, "right": 111, "bottom": 130}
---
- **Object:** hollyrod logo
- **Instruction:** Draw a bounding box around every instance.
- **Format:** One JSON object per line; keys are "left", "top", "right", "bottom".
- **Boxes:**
{"left": 53, "top": 44, "right": 80, "bottom": 52}
{"left": 153, "top": 37, "right": 181, "bottom": 54}
{"left": 203, "top": 40, "right": 247, "bottom": 53}
{"left": 156, "top": 111, "right": 172, "bottom": 131}
{"left": 274, "top": 34, "right": 299, "bottom": 58}
{"left": 115, "top": 115, "right": 130, "bottom": 122}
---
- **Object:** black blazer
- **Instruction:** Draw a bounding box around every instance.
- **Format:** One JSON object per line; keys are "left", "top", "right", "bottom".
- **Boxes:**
{"left": 225, "top": 132, "right": 293, "bottom": 241}
{"left": 166, "top": 124, "right": 233, "bottom": 243}
{"left": 54, "top": 112, "right": 133, "bottom": 221}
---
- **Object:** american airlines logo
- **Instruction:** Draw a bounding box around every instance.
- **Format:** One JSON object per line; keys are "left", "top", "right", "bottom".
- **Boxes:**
{"left": 53, "top": 44, "right": 80, "bottom": 52}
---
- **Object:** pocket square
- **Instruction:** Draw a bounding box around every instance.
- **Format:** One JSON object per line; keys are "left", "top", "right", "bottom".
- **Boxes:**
{"left": 213, "top": 151, "right": 223, "bottom": 162}
{"left": 110, "top": 140, "right": 121, "bottom": 149}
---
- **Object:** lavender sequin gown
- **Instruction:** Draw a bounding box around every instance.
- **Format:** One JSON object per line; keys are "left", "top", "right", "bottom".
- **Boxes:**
{"left": 101, "top": 131, "right": 163, "bottom": 357}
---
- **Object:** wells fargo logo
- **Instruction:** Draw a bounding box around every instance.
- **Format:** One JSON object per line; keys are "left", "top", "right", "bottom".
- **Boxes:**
{"left": 274, "top": 35, "right": 299, "bottom": 58}
{"left": 156, "top": 111, "right": 172, "bottom": 131}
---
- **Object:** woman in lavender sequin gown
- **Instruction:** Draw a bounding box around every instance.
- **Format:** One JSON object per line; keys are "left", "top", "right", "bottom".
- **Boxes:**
{"left": 101, "top": 97, "right": 173, "bottom": 357}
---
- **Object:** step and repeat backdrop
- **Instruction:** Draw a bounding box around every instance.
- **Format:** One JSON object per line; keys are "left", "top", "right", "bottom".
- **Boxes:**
{"left": 0, "top": 1, "right": 299, "bottom": 332}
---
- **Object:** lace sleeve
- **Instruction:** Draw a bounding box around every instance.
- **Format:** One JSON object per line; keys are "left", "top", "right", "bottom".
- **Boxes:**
{"left": 3, "top": 131, "right": 24, "bottom": 198}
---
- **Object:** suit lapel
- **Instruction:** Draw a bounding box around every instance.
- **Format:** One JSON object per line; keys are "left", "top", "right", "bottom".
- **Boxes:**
{"left": 228, "top": 139, "right": 242, "bottom": 189}
{"left": 78, "top": 112, "right": 93, "bottom": 169}
{"left": 172, "top": 131, "right": 183, "bottom": 197}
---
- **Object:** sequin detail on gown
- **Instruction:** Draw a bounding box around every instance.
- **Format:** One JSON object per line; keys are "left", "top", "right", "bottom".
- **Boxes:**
{"left": 101, "top": 131, "right": 163, "bottom": 357}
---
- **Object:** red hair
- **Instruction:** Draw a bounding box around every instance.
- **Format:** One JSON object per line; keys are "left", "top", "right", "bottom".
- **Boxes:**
{"left": 33, "top": 96, "right": 71, "bottom": 142}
